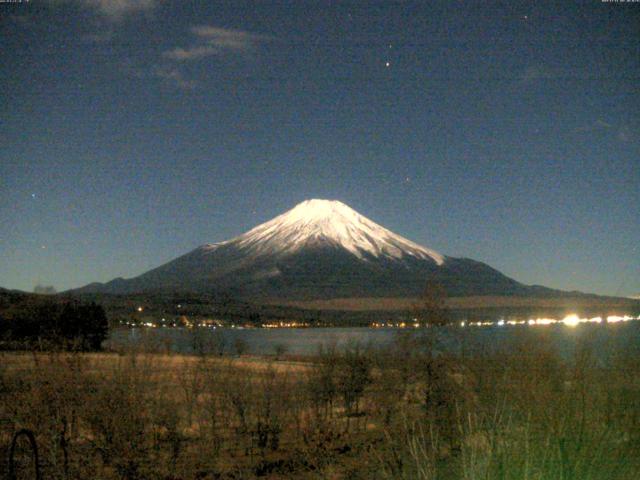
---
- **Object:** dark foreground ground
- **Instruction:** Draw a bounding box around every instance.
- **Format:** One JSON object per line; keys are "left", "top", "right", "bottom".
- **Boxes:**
{"left": 1, "top": 327, "right": 640, "bottom": 479}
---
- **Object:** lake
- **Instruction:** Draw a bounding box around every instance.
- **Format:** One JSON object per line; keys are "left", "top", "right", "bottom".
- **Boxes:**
{"left": 107, "top": 320, "right": 640, "bottom": 359}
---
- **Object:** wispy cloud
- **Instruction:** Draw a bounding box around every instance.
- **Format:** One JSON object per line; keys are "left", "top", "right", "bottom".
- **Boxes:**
{"left": 576, "top": 119, "right": 636, "bottom": 143}
{"left": 576, "top": 119, "right": 614, "bottom": 133}
{"left": 72, "top": 0, "right": 156, "bottom": 21}
{"left": 83, "top": 30, "right": 114, "bottom": 43}
{"left": 155, "top": 25, "right": 272, "bottom": 89}
{"left": 595, "top": 119, "right": 614, "bottom": 129}
{"left": 192, "top": 25, "right": 271, "bottom": 50}
{"left": 617, "top": 125, "right": 633, "bottom": 143}
{"left": 163, "top": 45, "right": 220, "bottom": 61}
{"left": 163, "top": 25, "right": 271, "bottom": 61}
{"left": 152, "top": 67, "right": 196, "bottom": 90}
{"left": 520, "top": 63, "right": 617, "bottom": 85}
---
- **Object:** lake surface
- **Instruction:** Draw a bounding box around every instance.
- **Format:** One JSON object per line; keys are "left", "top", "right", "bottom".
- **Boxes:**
{"left": 107, "top": 321, "right": 640, "bottom": 360}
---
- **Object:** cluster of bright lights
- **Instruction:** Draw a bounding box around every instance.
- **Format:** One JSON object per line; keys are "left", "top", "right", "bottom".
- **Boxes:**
{"left": 460, "top": 314, "right": 639, "bottom": 328}
{"left": 371, "top": 321, "right": 424, "bottom": 328}
{"left": 262, "top": 321, "right": 310, "bottom": 328}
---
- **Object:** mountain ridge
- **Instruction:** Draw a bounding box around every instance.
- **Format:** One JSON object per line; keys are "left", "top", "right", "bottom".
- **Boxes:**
{"left": 72, "top": 199, "right": 570, "bottom": 299}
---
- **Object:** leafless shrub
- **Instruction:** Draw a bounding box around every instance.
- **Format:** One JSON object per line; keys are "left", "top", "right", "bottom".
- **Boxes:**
{"left": 273, "top": 343, "right": 288, "bottom": 359}
{"left": 177, "top": 358, "right": 206, "bottom": 427}
{"left": 81, "top": 355, "right": 154, "bottom": 479}
{"left": 334, "top": 342, "right": 372, "bottom": 428}
{"left": 253, "top": 365, "right": 291, "bottom": 453}
{"left": 1, "top": 326, "right": 640, "bottom": 479}
{"left": 305, "top": 344, "right": 338, "bottom": 420}
{"left": 234, "top": 338, "right": 249, "bottom": 356}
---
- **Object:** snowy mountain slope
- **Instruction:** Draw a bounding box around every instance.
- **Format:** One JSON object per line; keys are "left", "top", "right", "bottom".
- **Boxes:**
{"left": 73, "top": 199, "right": 535, "bottom": 299}
{"left": 213, "top": 199, "right": 445, "bottom": 264}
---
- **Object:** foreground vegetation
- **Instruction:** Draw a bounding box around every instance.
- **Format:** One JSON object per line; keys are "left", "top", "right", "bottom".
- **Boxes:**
{"left": 1, "top": 327, "right": 639, "bottom": 479}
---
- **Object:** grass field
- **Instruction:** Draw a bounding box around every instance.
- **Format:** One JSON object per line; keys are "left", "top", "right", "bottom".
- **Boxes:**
{"left": 1, "top": 327, "right": 640, "bottom": 479}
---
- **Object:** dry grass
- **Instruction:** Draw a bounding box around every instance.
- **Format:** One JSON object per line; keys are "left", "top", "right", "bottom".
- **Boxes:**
{"left": 1, "top": 329, "right": 639, "bottom": 479}
{"left": 1, "top": 352, "right": 310, "bottom": 376}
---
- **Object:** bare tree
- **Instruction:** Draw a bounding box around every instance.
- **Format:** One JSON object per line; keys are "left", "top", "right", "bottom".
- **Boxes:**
{"left": 411, "top": 281, "right": 450, "bottom": 327}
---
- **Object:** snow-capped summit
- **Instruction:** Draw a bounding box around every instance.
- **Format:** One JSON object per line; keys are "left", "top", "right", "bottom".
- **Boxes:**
{"left": 213, "top": 199, "right": 444, "bottom": 264}
{"left": 75, "top": 199, "right": 532, "bottom": 299}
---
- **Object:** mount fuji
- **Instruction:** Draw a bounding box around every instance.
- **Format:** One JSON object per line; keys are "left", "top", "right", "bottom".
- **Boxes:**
{"left": 75, "top": 199, "right": 550, "bottom": 299}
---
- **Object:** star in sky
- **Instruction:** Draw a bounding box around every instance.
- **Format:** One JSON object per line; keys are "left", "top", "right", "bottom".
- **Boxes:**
{"left": 1, "top": 1, "right": 638, "bottom": 297}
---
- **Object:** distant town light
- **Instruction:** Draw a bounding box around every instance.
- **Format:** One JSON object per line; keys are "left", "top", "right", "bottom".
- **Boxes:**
{"left": 562, "top": 314, "right": 580, "bottom": 327}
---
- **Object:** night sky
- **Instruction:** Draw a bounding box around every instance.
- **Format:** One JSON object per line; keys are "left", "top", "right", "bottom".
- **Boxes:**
{"left": 1, "top": 1, "right": 638, "bottom": 296}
